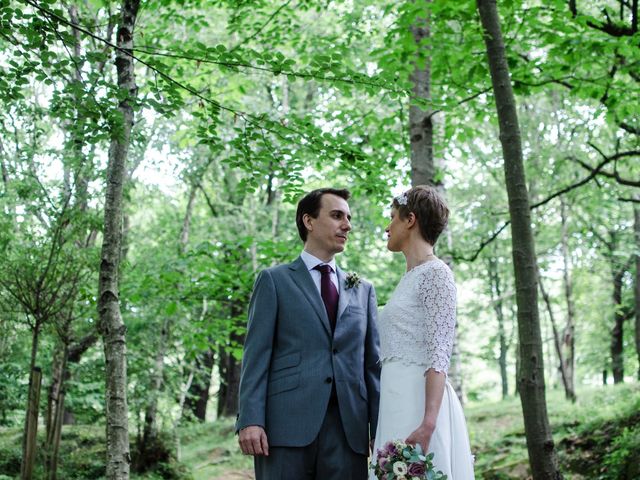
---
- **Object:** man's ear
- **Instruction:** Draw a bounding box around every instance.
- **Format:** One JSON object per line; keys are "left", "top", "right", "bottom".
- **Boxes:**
{"left": 302, "top": 213, "right": 314, "bottom": 231}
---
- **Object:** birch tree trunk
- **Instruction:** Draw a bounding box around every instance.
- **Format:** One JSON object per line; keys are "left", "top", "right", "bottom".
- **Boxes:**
{"left": 477, "top": 1, "right": 561, "bottom": 477}
{"left": 98, "top": 0, "right": 140, "bottom": 477}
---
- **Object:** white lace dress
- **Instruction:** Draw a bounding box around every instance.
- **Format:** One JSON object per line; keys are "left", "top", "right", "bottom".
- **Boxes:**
{"left": 370, "top": 260, "right": 474, "bottom": 480}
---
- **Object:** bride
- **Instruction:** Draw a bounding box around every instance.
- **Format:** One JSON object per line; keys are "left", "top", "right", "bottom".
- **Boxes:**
{"left": 370, "top": 186, "right": 474, "bottom": 480}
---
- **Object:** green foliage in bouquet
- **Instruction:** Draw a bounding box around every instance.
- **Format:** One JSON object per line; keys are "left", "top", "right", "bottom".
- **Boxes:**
{"left": 371, "top": 440, "right": 447, "bottom": 480}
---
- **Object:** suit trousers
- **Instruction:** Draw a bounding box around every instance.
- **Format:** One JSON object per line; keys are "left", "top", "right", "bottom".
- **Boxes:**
{"left": 254, "top": 399, "right": 368, "bottom": 480}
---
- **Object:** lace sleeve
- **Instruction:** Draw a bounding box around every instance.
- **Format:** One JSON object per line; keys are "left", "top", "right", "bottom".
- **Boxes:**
{"left": 416, "top": 263, "right": 457, "bottom": 375}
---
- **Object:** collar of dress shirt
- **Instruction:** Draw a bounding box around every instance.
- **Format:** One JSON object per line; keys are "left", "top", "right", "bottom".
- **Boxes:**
{"left": 300, "top": 250, "right": 337, "bottom": 273}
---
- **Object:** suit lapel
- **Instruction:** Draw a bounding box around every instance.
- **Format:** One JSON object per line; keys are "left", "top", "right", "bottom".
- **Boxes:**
{"left": 289, "top": 257, "right": 332, "bottom": 336}
{"left": 336, "top": 267, "right": 351, "bottom": 321}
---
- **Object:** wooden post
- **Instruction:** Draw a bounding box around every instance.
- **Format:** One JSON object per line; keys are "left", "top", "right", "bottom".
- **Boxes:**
{"left": 21, "top": 367, "right": 42, "bottom": 480}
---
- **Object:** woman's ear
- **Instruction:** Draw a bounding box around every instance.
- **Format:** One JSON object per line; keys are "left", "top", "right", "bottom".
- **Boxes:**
{"left": 406, "top": 212, "right": 417, "bottom": 228}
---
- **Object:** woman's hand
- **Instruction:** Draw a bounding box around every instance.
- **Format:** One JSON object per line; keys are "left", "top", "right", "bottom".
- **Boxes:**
{"left": 405, "top": 422, "right": 435, "bottom": 453}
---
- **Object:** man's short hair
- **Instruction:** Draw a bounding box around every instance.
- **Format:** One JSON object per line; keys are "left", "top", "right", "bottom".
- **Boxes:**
{"left": 296, "top": 188, "right": 351, "bottom": 242}
{"left": 392, "top": 185, "right": 449, "bottom": 245}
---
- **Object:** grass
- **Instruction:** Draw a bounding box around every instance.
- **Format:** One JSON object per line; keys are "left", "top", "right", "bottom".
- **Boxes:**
{"left": 465, "top": 382, "right": 640, "bottom": 479}
{"left": 1, "top": 382, "right": 637, "bottom": 479}
{"left": 177, "top": 418, "right": 252, "bottom": 480}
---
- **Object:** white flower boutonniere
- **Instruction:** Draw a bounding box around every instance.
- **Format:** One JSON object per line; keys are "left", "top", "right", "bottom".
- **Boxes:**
{"left": 345, "top": 272, "right": 361, "bottom": 289}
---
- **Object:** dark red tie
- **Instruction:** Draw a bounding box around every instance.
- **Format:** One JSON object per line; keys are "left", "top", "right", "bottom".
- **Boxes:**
{"left": 314, "top": 264, "right": 339, "bottom": 333}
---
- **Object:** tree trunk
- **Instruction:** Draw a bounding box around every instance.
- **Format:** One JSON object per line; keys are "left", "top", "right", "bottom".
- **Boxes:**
{"left": 21, "top": 323, "right": 41, "bottom": 480}
{"left": 67, "top": 4, "right": 89, "bottom": 213}
{"left": 21, "top": 367, "right": 42, "bottom": 480}
{"left": 184, "top": 349, "right": 215, "bottom": 421}
{"left": 477, "top": 1, "right": 561, "bottom": 477}
{"left": 559, "top": 199, "right": 576, "bottom": 401}
{"left": 538, "top": 274, "right": 572, "bottom": 399}
{"left": 46, "top": 346, "right": 68, "bottom": 448}
{"left": 409, "top": 2, "right": 435, "bottom": 186}
{"left": 47, "top": 391, "right": 65, "bottom": 480}
{"left": 218, "top": 300, "right": 244, "bottom": 417}
{"left": 98, "top": 0, "right": 140, "bottom": 477}
{"left": 217, "top": 331, "right": 243, "bottom": 418}
{"left": 135, "top": 179, "right": 195, "bottom": 466}
{"left": 408, "top": 1, "right": 466, "bottom": 401}
{"left": 488, "top": 255, "right": 509, "bottom": 399}
{"left": 180, "top": 185, "right": 197, "bottom": 253}
{"left": 634, "top": 197, "right": 640, "bottom": 380}
{"left": 137, "top": 317, "right": 170, "bottom": 468}
{"left": 610, "top": 266, "right": 625, "bottom": 384}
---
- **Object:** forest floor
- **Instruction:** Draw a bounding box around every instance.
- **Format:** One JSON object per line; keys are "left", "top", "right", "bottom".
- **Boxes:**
{"left": 0, "top": 382, "right": 637, "bottom": 479}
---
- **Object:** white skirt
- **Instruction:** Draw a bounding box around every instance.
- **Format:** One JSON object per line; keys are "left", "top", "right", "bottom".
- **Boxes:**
{"left": 370, "top": 360, "right": 475, "bottom": 480}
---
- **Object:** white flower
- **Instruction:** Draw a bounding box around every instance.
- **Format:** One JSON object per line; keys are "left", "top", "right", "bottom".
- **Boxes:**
{"left": 393, "top": 461, "right": 408, "bottom": 475}
{"left": 395, "top": 192, "right": 409, "bottom": 205}
{"left": 345, "top": 272, "right": 361, "bottom": 289}
{"left": 395, "top": 440, "right": 407, "bottom": 449}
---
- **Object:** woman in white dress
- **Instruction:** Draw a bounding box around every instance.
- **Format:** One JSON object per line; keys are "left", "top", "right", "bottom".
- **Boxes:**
{"left": 371, "top": 186, "right": 474, "bottom": 480}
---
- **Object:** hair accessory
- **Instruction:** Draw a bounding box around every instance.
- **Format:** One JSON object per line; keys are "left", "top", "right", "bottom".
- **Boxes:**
{"left": 395, "top": 192, "right": 409, "bottom": 206}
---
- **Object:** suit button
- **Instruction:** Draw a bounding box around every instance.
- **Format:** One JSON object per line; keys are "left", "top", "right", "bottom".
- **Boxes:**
{"left": 332, "top": 348, "right": 338, "bottom": 354}
{"left": 325, "top": 377, "right": 333, "bottom": 384}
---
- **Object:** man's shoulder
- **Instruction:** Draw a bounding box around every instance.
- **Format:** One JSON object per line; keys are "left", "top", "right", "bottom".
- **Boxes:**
{"left": 258, "top": 258, "right": 301, "bottom": 277}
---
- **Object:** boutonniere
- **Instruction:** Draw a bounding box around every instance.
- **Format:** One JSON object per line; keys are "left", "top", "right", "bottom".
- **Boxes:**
{"left": 345, "top": 272, "right": 361, "bottom": 290}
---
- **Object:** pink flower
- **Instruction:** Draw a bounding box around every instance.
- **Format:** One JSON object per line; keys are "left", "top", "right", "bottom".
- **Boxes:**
{"left": 407, "top": 462, "right": 426, "bottom": 476}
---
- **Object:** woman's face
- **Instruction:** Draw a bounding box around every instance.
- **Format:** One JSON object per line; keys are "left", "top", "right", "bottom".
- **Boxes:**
{"left": 385, "top": 207, "right": 409, "bottom": 252}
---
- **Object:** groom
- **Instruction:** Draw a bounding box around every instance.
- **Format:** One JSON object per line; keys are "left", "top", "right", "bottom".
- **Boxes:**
{"left": 236, "top": 187, "right": 381, "bottom": 479}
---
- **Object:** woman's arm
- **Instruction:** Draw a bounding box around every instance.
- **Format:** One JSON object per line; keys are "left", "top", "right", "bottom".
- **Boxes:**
{"left": 405, "top": 368, "right": 446, "bottom": 451}
{"left": 406, "top": 264, "right": 457, "bottom": 451}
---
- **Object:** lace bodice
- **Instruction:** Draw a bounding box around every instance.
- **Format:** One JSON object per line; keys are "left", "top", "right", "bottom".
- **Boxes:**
{"left": 378, "top": 259, "right": 457, "bottom": 374}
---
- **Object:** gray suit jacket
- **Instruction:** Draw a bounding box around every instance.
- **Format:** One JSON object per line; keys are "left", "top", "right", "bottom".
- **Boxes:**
{"left": 236, "top": 256, "right": 381, "bottom": 455}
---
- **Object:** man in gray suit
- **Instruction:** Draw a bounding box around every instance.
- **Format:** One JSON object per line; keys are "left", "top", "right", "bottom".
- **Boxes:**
{"left": 236, "top": 187, "right": 381, "bottom": 479}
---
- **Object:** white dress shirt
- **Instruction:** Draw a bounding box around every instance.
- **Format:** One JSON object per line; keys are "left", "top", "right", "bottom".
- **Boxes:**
{"left": 300, "top": 250, "right": 340, "bottom": 294}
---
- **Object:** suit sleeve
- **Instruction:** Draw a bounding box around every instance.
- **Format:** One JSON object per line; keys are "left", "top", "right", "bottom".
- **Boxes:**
{"left": 364, "top": 282, "right": 381, "bottom": 438}
{"left": 236, "top": 269, "right": 278, "bottom": 432}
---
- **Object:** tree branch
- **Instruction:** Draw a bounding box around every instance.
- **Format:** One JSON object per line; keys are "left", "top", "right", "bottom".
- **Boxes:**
{"left": 570, "top": 146, "right": 640, "bottom": 187}
{"left": 197, "top": 185, "right": 218, "bottom": 217}
{"left": 455, "top": 152, "right": 628, "bottom": 262}
{"left": 22, "top": 0, "right": 380, "bottom": 161}
{"left": 230, "top": 0, "right": 296, "bottom": 52}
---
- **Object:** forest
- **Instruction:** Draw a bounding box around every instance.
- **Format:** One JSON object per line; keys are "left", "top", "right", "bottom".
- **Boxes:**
{"left": 0, "top": 0, "right": 638, "bottom": 479}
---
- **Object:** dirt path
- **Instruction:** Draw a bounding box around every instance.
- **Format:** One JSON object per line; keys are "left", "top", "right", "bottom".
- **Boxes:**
{"left": 212, "top": 469, "right": 254, "bottom": 480}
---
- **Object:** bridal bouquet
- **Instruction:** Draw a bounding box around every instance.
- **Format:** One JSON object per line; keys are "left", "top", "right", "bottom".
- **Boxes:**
{"left": 371, "top": 440, "right": 447, "bottom": 480}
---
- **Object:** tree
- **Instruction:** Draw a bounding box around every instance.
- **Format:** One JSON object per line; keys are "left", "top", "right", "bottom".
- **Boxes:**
{"left": 476, "top": 0, "right": 561, "bottom": 477}
{"left": 635, "top": 196, "right": 640, "bottom": 380}
{"left": 98, "top": 0, "right": 141, "bottom": 477}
